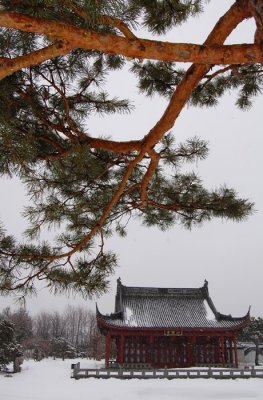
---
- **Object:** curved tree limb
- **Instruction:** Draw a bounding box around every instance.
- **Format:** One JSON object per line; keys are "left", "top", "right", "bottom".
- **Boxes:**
{"left": 66, "top": 1, "right": 138, "bottom": 39}
{"left": 142, "top": 0, "right": 253, "bottom": 150}
{"left": 0, "top": 1, "right": 258, "bottom": 295}
{"left": 140, "top": 149, "right": 160, "bottom": 206}
{"left": 99, "top": 15, "right": 137, "bottom": 39}
{"left": 64, "top": 0, "right": 254, "bottom": 260}
{"left": 248, "top": 0, "right": 263, "bottom": 43}
{"left": 0, "top": 8, "right": 259, "bottom": 70}
{"left": 0, "top": 40, "right": 73, "bottom": 80}
{"left": 4, "top": 0, "right": 252, "bottom": 264}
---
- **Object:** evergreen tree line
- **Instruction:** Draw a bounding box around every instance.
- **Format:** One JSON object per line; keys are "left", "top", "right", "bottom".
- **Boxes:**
{"left": 237, "top": 317, "right": 263, "bottom": 366}
{"left": 0, "top": 305, "right": 104, "bottom": 371}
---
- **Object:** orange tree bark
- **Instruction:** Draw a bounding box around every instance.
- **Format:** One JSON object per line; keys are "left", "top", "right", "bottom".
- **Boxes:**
{"left": 0, "top": 41, "right": 73, "bottom": 80}
{"left": 0, "top": 0, "right": 259, "bottom": 264}
{"left": 0, "top": 9, "right": 260, "bottom": 70}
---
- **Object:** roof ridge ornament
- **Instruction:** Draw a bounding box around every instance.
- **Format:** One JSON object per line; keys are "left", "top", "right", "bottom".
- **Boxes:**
{"left": 201, "top": 279, "right": 209, "bottom": 297}
{"left": 204, "top": 279, "right": 208, "bottom": 290}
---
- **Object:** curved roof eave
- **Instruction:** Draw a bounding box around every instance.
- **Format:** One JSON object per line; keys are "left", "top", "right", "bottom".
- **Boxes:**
{"left": 97, "top": 314, "right": 250, "bottom": 333}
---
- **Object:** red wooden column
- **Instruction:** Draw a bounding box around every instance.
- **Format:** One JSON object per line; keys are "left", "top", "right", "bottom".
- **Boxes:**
{"left": 205, "top": 336, "right": 209, "bottom": 365}
{"left": 187, "top": 336, "right": 193, "bottom": 367}
{"left": 105, "top": 332, "right": 111, "bottom": 368}
{"left": 229, "top": 336, "right": 233, "bottom": 366}
{"left": 207, "top": 336, "right": 212, "bottom": 365}
{"left": 233, "top": 336, "right": 238, "bottom": 368}
{"left": 220, "top": 335, "right": 225, "bottom": 367}
{"left": 115, "top": 336, "right": 120, "bottom": 363}
{"left": 215, "top": 337, "right": 220, "bottom": 365}
{"left": 191, "top": 336, "right": 196, "bottom": 366}
{"left": 148, "top": 334, "right": 154, "bottom": 366}
{"left": 119, "top": 334, "right": 125, "bottom": 366}
{"left": 157, "top": 336, "right": 161, "bottom": 367}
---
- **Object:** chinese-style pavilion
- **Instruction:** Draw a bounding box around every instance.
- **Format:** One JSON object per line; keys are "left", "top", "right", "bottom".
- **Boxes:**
{"left": 97, "top": 279, "right": 250, "bottom": 368}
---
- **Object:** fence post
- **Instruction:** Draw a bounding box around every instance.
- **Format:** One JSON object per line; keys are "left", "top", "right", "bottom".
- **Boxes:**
{"left": 72, "top": 362, "right": 80, "bottom": 379}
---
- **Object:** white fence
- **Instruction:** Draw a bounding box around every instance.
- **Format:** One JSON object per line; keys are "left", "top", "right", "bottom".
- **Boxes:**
{"left": 71, "top": 363, "right": 263, "bottom": 380}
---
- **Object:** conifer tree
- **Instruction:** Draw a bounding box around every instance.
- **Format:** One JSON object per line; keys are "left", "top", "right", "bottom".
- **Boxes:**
{"left": 0, "top": 319, "right": 23, "bottom": 372}
{"left": 0, "top": 1, "right": 262, "bottom": 298}
{"left": 238, "top": 317, "right": 263, "bottom": 365}
{"left": 51, "top": 336, "right": 77, "bottom": 360}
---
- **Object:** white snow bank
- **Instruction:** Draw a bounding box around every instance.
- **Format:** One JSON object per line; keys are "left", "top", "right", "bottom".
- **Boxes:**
{"left": 1, "top": 358, "right": 263, "bottom": 400}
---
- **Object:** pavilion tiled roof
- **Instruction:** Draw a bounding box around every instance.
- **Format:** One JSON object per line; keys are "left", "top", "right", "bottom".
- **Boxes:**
{"left": 97, "top": 279, "right": 250, "bottom": 331}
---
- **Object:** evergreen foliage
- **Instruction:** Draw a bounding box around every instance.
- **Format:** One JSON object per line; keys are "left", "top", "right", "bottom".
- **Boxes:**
{"left": 0, "top": 307, "right": 33, "bottom": 343}
{"left": 0, "top": 319, "right": 23, "bottom": 371}
{"left": 238, "top": 317, "right": 263, "bottom": 366}
{"left": 238, "top": 317, "right": 263, "bottom": 343}
{"left": 132, "top": 62, "right": 263, "bottom": 109}
{"left": 0, "top": 0, "right": 260, "bottom": 298}
{"left": 51, "top": 336, "right": 77, "bottom": 360}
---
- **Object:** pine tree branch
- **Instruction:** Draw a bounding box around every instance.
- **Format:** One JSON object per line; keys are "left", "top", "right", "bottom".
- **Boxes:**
{"left": 5, "top": 150, "right": 145, "bottom": 263}
{"left": 0, "top": 8, "right": 259, "bottom": 69}
{"left": 51, "top": 149, "right": 145, "bottom": 259}
{"left": 248, "top": 0, "right": 263, "bottom": 43}
{"left": 142, "top": 0, "right": 252, "bottom": 151}
{"left": 37, "top": 69, "right": 85, "bottom": 143}
{"left": 1, "top": 0, "right": 252, "bottom": 262}
{"left": 0, "top": 1, "right": 257, "bottom": 295}
{"left": 122, "top": 182, "right": 141, "bottom": 197}
{"left": 0, "top": 41, "right": 73, "bottom": 80}
{"left": 99, "top": 15, "right": 137, "bottom": 39}
{"left": 12, "top": 261, "right": 53, "bottom": 291}
{"left": 63, "top": 1, "right": 138, "bottom": 39}
{"left": 86, "top": 137, "right": 142, "bottom": 153}
{"left": 140, "top": 149, "right": 160, "bottom": 206}
{"left": 37, "top": 138, "right": 142, "bottom": 161}
{"left": 37, "top": 136, "right": 65, "bottom": 152}
{"left": 204, "top": 65, "right": 234, "bottom": 81}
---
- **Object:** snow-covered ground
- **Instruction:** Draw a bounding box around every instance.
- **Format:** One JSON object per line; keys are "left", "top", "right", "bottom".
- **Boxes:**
{"left": 1, "top": 358, "right": 263, "bottom": 400}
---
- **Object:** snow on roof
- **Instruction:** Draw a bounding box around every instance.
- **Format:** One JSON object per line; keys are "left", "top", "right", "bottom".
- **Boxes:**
{"left": 204, "top": 299, "right": 217, "bottom": 322}
{"left": 97, "top": 280, "right": 249, "bottom": 331}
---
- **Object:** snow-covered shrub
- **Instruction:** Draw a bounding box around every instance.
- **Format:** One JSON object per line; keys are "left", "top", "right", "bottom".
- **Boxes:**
{"left": 0, "top": 319, "right": 23, "bottom": 372}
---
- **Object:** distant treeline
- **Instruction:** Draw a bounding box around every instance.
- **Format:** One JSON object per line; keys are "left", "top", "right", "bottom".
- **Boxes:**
{"left": 0, "top": 305, "right": 104, "bottom": 365}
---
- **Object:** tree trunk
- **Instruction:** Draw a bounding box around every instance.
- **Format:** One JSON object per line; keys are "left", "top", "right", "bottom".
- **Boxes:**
{"left": 255, "top": 342, "right": 260, "bottom": 366}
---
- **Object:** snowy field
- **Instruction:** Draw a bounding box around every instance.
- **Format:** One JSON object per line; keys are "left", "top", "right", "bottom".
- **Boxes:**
{"left": 1, "top": 359, "right": 263, "bottom": 400}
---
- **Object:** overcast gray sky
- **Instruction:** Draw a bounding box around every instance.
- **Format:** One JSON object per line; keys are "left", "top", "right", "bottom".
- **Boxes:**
{"left": 0, "top": 1, "right": 262, "bottom": 318}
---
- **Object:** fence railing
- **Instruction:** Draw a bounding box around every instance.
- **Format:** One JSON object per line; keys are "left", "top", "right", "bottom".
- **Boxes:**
{"left": 71, "top": 363, "right": 263, "bottom": 380}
